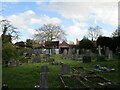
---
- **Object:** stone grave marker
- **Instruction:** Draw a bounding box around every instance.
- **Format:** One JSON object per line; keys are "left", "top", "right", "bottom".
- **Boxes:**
{"left": 40, "top": 66, "right": 48, "bottom": 88}
{"left": 41, "top": 66, "right": 49, "bottom": 73}
{"left": 75, "top": 49, "right": 80, "bottom": 59}
{"left": 68, "top": 48, "right": 73, "bottom": 59}
{"left": 8, "top": 61, "right": 20, "bottom": 67}
{"left": 97, "top": 45, "right": 102, "bottom": 56}
{"left": 63, "top": 49, "right": 68, "bottom": 59}
{"left": 34, "top": 55, "right": 41, "bottom": 63}
{"left": 82, "top": 55, "right": 91, "bottom": 63}
{"left": 97, "top": 55, "right": 106, "bottom": 62}
{"left": 46, "top": 54, "right": 54, "bottom": 62}
{"left": 62, "top": 64, "right": 70, "bottom": 74}
{"left": 105, "top": 47, "right": 110, "bottom": 56}
{"left": 108, "top": 50, "right": 113, "bottom": 59}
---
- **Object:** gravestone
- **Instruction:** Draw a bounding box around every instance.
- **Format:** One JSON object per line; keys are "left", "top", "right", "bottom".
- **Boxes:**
{"left": 82, "top": 55, "right": 91, "bottom": 63}
{"left": 97, "top": 45, "right": 102, "bottom": 56}
{"left": 81, "top": 48, "right": 85, "bottom": 54}
{"left": 68, "top": 48, "right": 73, "bottom": 59}
{"left": 105, "top": 47, "right": 110, "bottom": 56}
{"left": 63, "top": 49, "right": 68, "bottom": 59}
{"left": 40, "top": 73, "right": 48, "bottom": 88}
{"left": 97, "top": 55, "right": 106, "bottom": 62}
{"left": 41, "top": 66, "right": 49, "bottom": 73}
{"left": 45, "top": 49, "right": 49, "bottom": 54}
{"left": 108, "top": 50, "right": 113, "bottom": 59}
{"left": 34, "top": 56, "right": 41, "bottom": 63}
{"left": 46, "top": 54, "right": 54, "bottom": 62}
{"left": 55, "top": 49, "right": 59, "bottom": 54}
{"left": 40, "top": 66, "right": 49, "bottom": 88}
{"left": 75, "top": 49, "right": 80, "bottom": 59}
{"left": 62, "top": 64, "right": 70, "bottom": 74}
{"left": 8, "top": 61, "right": 20, "bottom": 67}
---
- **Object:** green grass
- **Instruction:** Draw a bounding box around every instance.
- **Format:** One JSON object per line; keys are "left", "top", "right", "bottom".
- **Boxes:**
{"left": 2, "top": 54, "right": 120, "bottom": 88}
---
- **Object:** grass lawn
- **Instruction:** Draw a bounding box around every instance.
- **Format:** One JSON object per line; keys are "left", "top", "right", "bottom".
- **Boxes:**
{"left": 2, "top": 54, "right": 120, "bottom": 88}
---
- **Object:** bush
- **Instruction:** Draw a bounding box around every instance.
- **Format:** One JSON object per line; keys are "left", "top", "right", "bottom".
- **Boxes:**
{"left": 2, "top": 43, "right": 17, "bottom": 64}
{"left": 79, "top": 38, "right": 94, "bottom": 49}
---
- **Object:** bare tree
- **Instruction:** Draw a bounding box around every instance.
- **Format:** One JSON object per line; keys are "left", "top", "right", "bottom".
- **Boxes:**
{"left": 87, "top": 26, "right": 103, "bottom": 41}
{"left": 34, "top": 23, "right": 66, "bottom": 44}
{"left": 0, "top": 19, "right": 19, "bottom": 43}
{"left": 112, "top": 29, "right": 120, "bottom": 37}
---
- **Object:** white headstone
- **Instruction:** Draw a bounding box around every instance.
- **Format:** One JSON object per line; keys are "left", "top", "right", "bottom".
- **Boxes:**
{"left": 97, "top": 45, "right": 102, "bottom": 56}
{"left": 108, "top": 50, "right": 113, "bottom": 59}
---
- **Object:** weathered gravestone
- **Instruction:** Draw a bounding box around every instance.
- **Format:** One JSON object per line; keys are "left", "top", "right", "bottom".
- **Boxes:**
{"left": 82, "top": 55, "right": 91, "bottom": 63}
{"left": 105, "top": 47, "right": 110, "bottom": 56}
{"left": 40, "top": 66, "right": 49, "bottom": 88}
{"left": 62, "top": 64, "right": 70, "bottom": 74}
{"left": 97, "top": 45, "right": 102, "bottom": 56}
{"left": 41, "top": 66, "right": 49, "bottom": 73}
{"left": 52, "top": 49, "right": 56, "bottom": 54}
{"left": 8, "top": 61, "right": 21, "bottom": 67}
{"left": 75, "top": 49, "right": 80, "bottom": 59}
{"left": 68, "top": 48, "right": 73, "bottom": 59}
{"left": 97, "top": 55, "right": 106, "bottom": 62}
{"left": 108, "top": 50, "right": 113, "bottom": 59}
{"left": 72, "top": 48, "right": 76, "bottom": 59}
{"left": 46, "top": 54, "right": 54, "bottom": 62}
{"left": 33, "top": 55, "right": 41, "bottom": 63}
{"left": 63, "top": 49, "right": 68, "bottom": 59}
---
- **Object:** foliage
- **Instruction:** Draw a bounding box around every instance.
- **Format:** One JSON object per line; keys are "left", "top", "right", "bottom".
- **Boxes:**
{"left": 15, "top": 41, "right": 25, "bottom": 47}
{"left": 34, "top": 23, "right": 66, "bottom": 44}
{"left": 97, "top": 36, "right": 120, "bottom": 52}
{"left": 2, "top": 54, "right": 120, "bottom": 88}
{"left": 2, "top": 43, "right": 17, "bottom": 63}
{"left": 0, "top": 20, "right": 19, "bottom": 43}
{"left": 87, "top": 26, "right": 103, "bottom": 41}
{"left": 26, "top": 39, "right": 33, "bottom": 48}
{"left": 79, "top": 38, "right": 94, "bottom": 49}
{"left": 97, "top": 37, "right": 112, "bottom": 48}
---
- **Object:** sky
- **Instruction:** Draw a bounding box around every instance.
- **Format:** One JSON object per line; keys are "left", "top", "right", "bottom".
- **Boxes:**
{"left": 0, "top": 0, "right": 119, "bottom": 44}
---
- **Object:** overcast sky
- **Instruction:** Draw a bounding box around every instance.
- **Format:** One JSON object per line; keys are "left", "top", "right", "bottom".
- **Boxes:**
{"left": 0, "top": 0, "right": 119, "bottom": 43}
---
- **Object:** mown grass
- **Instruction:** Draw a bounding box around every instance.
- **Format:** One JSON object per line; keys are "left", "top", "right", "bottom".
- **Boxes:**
{"left": 2, "top": 54, "right": 120, "bottom": 88}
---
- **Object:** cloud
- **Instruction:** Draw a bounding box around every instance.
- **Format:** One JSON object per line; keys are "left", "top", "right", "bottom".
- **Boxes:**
{"left": 2, "top": 0, "right": 20, "bottom": 2}
{"left": 39, "top": 2, "right": 118, "bottom": 26}
{"left": 1, "top": 10, "right": 62, "bottom": 42}
{"left": 6, "top": 10, "right": 62, "bottom": 30}
{"left": 65, "top": 23, "right": 88, "bottom": 42}
{"left": 36, "top": 1, "right": 43, "bottom": 5}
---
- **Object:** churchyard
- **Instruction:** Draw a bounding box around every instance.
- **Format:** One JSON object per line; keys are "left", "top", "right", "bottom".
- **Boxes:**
{"left": 2, "top": 48, "right": 120, "bottom": 89}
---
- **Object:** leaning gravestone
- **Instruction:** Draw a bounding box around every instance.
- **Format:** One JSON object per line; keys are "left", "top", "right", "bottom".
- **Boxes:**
{"left": 62, "top": 64, "right": 70, "bottom": 74}
{"left": 68, "top": 48, "right": 73, "bottom": 59}
{"left": 108, "top": 50, "right": 113, "bottom": 59}
{"left": 82, "top": 55, "right": 91, "bottom": 63}
{"left": 63, "top": 49, "right": 68, "bottom": 59}
{"left": 40, "top": 66, "right": 48, "bottom": 88}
